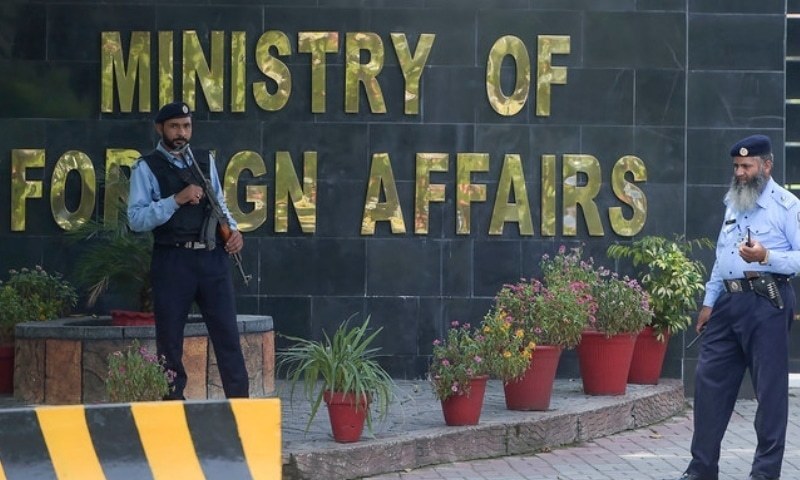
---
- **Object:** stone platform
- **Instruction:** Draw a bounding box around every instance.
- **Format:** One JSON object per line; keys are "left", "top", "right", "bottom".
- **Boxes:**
{"left": 280, "top": 378, "right": 686, "bottom": 480}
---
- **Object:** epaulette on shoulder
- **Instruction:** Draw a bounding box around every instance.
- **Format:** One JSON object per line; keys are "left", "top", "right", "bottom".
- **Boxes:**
{"left": 131, "top": 158, "right": 145, "bottom": 170}
{"left": 773, "top": 188, "right": 799, "bottom": 210}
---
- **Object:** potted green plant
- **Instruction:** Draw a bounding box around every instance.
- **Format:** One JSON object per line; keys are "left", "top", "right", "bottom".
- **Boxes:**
{"left": 71, "top": 179, "right": 154, "bottom": 326}
{"left": 105, "top": 339, "right": 176, "bottom": 402}
{"left": 578, "top": 273, "right": 654, "bottom": 395}
{"left": 607, "top": 235, "right": 711, "bottom": 383}
{"left": 486, "top": 274, "right": 594, "bottom": 410}
{"left": 429, "top": 320, "right": 490, "bottom": 425}
{"left": 277, "top": 315, "right": 395, "bottom": 443}
{"left": 0, "top": 266, "right": 77, "bottom": 393}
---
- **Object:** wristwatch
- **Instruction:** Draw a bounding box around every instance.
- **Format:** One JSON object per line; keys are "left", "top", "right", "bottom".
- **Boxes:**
{"left": 759, "top": 249, "right": 770, "bottom": 265}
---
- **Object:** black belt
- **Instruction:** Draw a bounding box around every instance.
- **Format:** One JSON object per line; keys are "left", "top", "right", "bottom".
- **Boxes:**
{"left": 723, "top": 273, "right": 791, "bottom": 293}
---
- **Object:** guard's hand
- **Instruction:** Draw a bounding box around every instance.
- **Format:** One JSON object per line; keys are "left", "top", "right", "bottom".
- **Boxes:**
{"left": 225, "top": 229, "right": 243, "bottom": 254}
{"left": 175, "top": 185, "right": 204, "bottom": 206}
{"left": 696, "top": 306, "right": 712, "bottom": 334}
{"left": 739, "top": 239, "right": 767, "bottom": 264}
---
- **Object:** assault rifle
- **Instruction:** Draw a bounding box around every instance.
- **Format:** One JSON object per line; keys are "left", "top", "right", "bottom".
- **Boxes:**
{"left": 177, "top": 145, "right": 252, "bottom": 286}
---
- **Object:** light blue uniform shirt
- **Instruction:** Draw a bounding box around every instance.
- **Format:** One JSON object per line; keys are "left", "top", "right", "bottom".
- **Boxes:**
{"left": 128, "top": 142, "right": 237, "bottom": 233}
{"left": 703, "top": 177, "right": 800, "bottom": 307}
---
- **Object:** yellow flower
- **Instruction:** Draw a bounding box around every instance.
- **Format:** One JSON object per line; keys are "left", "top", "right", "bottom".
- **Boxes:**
{"left": 514, "top": 329, "right": 524, "bottom": 339}
{"left": 528, "top": 341, "right": 536, "bottom": 350}
{"left": 503, "top": 351, "right": 512, "bottom": 358}
{"left": 483, "top": 325, "right": 491, "bottom": 333}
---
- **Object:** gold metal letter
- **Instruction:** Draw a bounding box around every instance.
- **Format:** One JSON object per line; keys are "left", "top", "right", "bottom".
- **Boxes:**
{"left": 254, "top": 31, "right": 292, "bottom": 112}
{"left": 101, "top": 31, "right": 151, "bottom": 113}
{"left": 414, "top": 153, "right": 448, "bottom": 234}
{"left": 225, "top": 151, "right": 268, "bottom": 233}
{"left": 275, "top": 151, "right": 317, "bottom": 233}
{"left": 104, "top": 149, "right": 140, "bottom": 228}
{"left": 486, "top": 35, "right": 530, "bottom": 117}
{"left": 183, "top": 30, "right": 225, "bottom": 112}
{"left": 345, "top": 32, "right": 387, "bottom": 114}
{"left": 540, "top": 154, "right": 557, "bottom": 236}
{"left": 391, "top": 33, "right": 435, "bottom": 115}
{"left": 563, "top": 154, "right": 603, "bottom": 236}
{"left": 609, "top": 155, "right": 647, "bottom": 237}
{"left": 11, "top": 149, "right": 44, "bottom": 232}
{"left": 362, "top": 153, "right": 405, "bottom": 234}
{"left": 456, "top": 153, "right": 489, "bottom": 235}
{"left": 536, "top": 35, "right": 570, "bottom": 117}
{"left": 489, "top": 154, "right": 533, "bottom": 235}
{"left": 231, "top": 31, "right": 247, "bottom": 113}
{"left": 158, "top": 31, "right": 174, "bottom": 107}
{"left": 298, "top": 32, "right": 339, "bottom": 114}
{"left": 51, "top": 151, "right": 96, "bottom": 231}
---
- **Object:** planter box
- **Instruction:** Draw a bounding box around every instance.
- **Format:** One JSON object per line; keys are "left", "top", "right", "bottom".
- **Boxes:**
{"left": 13, "top": 314, "right": 275, "bottom": 404}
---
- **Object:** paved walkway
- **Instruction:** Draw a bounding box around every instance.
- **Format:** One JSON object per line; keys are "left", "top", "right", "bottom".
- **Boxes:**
{"left": 362, "top": 387, "right": 800, "bottom": 480}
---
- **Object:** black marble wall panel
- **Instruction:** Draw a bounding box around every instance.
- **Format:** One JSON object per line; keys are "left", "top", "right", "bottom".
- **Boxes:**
{"left": 0, "top": 1, "right": 790, "bottom": 385}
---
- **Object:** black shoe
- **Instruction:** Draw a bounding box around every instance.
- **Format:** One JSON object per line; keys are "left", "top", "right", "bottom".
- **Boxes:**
{"left": 749, "top": 474, "right": 779, "bottom": 480}
{"left": 162, "top": 393, "right": 186, "bottom": 401}
{"left": 672, "top": 474, "right": 713, "bottom": 480}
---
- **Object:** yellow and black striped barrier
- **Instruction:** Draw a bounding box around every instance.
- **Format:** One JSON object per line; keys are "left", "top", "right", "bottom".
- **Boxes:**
{"left": 0, "top": 398, "right": 281, "bottom": 480}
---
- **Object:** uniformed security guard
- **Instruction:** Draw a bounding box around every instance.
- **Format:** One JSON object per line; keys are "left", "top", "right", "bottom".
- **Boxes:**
{"left": 128, "top": 101, "right": 249, "bottom": 399}
{"left": 674, "top": 135, "right": 798, "bottom": 480}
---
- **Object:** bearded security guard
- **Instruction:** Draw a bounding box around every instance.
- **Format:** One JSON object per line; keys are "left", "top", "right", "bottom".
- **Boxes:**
{"left": 128, "top": 102, "right": 249, "bottom": 399}
{"left": 674, "top": 135, "right": 799, "bottom": 480}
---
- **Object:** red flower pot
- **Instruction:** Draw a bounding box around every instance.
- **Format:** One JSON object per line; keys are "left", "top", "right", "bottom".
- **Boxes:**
{"left": 0, "top": 345, "right": 13, "bottom": 394}
{"left": 577, "top": 330, "right": 636, "bottom": 395}
{"left": 628, "top": 326, "right": 670, "bottom": 385}
{"left": 111, "top": 310, "right": 155, "bottom": 327}
{"left": 440, "top": 375, "right": 488, "bottom": 426}
{"left": 323, "top": 390, "right": 369, "bottom": 443}
{"left": 503, "top": 345, "right": 562, "bottom": 411}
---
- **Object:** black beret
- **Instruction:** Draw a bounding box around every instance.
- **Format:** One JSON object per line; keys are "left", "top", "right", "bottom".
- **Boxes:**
{"left": 729, "top": 134, "right": 772, "bottom": 157}
{"left": 154, "top": 102, "right": 191, "bottom": 124}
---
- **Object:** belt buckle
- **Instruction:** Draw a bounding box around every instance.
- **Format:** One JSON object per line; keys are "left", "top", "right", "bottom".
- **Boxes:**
{"left": 729, "top": 280, "right": 742, "bottom": 292}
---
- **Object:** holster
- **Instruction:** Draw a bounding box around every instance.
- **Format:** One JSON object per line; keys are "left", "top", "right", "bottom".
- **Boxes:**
{"left": 747, "top": 272, "right": 784, "bottom": 309}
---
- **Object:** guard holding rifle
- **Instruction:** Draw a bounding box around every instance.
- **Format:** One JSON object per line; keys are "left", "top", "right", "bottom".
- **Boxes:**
{"left": 674, "top": 135, "right": 799, "bottom": 480}
{"left": 128, "top": 101, "right": 249, "bottom": 399}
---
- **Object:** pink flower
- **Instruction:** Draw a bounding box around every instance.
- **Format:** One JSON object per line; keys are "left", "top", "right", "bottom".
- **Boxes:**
{"left": 441, "top": 359, "right": 450, "bottom": 366}
{"left": 432, "top": 339, "right": 441, "bottom": 346}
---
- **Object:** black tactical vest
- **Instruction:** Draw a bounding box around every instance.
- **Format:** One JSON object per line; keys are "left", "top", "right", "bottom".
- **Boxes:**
{"left": 141, "top": 149, "right": 213, "bottom": 245}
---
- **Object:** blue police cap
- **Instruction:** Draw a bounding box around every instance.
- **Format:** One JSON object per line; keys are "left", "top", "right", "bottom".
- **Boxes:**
{"left": 154, "top": 102, "right": 191, "bottom": 124}
{"left": 729, "top": 134, "right": 772, "bottom": 157}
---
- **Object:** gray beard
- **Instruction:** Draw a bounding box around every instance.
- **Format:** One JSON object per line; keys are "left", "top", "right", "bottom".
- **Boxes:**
{"left": 726, "top": 172, "right": 768, "bottom": 213}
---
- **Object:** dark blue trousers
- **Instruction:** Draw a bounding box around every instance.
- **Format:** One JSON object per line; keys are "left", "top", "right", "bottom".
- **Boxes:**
{"left": 688, "top": 282, "right": 794, "bottom": 480}
{"left": 151, "top": 245, "right": 249, "bottom": 398}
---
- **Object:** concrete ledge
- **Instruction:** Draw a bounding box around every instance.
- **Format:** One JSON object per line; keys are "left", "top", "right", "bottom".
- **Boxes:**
{"left": 280, "top": 379, "right": 686, "bottom": 480}
{"left": 0, "top": 399, "right": 281, "bottom": 479}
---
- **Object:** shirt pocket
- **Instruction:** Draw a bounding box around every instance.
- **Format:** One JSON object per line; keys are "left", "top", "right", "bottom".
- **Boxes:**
{"left": 721, "top": 223, "right": 739, "bottom": 244}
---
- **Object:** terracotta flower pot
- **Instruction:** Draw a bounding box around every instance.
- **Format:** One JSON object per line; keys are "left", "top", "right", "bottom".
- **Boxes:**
{"left": 628, "top": 326, "right": 670, "bottom": 385}
{"left": 110, "top": 310, "right": 155, "bottom": 327}
{"left": 323, "top": 390, "right": 369, "bottom": 443}
{"left": 577, "top": 330, "right": 636, "bottom": 395}
{"left": 440, "top": 375, "right": 488, "bottom": 426}
{"left": 503, "top": 345, "right": 562, "bottom": 411}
